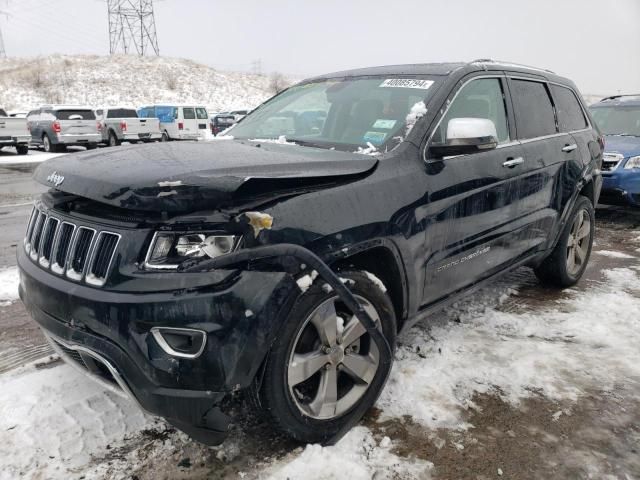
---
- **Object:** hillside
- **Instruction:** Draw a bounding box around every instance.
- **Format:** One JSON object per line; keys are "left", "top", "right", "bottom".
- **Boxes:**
{"left": 0, "top": 54, "right": 276, "bottom": 112}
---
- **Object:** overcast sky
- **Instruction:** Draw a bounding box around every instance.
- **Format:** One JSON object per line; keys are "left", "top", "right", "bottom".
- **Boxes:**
{"left": 2, "top": 0, "right": 639, "bottom": 94}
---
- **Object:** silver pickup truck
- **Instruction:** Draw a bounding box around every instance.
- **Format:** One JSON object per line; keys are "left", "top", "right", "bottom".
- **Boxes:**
{"left": 96, "top": 107, "right": 162, "bottom": 147}
{"left": 0, "top": 107, "right": 31, "bottom": 155}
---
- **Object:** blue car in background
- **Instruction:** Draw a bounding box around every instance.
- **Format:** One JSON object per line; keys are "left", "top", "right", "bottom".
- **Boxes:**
{"left": 589, "top": 95, "right": 640, "bottom": 207}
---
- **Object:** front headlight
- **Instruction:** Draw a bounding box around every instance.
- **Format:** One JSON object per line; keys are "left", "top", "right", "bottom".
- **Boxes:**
{"left": 145, "top": 232, "right": 239, "bottom": 270}
{"left": 624, "top": 155, "right": 640, "bottom": 170}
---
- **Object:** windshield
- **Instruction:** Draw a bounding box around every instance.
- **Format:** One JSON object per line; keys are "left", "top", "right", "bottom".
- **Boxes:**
{"left": 590, "top": 106, "right": 640, "bottom": 136}
{"left": 229, "top": 76, "right": 440, "bottom": 151}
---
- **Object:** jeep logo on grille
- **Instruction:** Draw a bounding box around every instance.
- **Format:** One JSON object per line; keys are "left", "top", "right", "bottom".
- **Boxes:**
{"left": 46, "top": 171, "right": 65, "bottom": 187}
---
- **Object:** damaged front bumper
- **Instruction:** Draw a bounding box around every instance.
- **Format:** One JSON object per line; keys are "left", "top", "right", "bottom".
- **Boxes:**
{"left": 17, "top": 245, "right": 298, "bottom": 445}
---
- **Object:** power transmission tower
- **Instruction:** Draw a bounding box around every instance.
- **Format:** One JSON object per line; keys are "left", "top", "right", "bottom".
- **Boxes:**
{"left": 107, "top": 0, "right": 160, "bottom": 56}
{"left": 0, "top": 8, "right": 7, "bottom": 58}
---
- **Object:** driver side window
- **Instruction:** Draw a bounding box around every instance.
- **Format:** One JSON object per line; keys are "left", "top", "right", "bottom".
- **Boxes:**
{"left": 434, "top": 78, "right": 510, "bottom": 145}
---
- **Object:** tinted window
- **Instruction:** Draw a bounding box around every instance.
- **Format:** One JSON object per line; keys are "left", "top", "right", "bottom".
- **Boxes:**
{"left": 434, "top": 78, "right": 510, "bottom": 144}
{"left": 511, "top": 80, "right": 556, "bottom": 139}
{"left": 551, "top": 85, "right": 587, "bottom": 132}
{"left": 107, "top": 109, "right": 138, "bottom": 119}
{"left": 183, "top": 108, "right": 196, "bottom": 119}
{"left": 55, "top": 109, "right": 96, "bottom": 120}
{"left": 195, "top": 107, "right": 208, "bottom": 119}
{"left": 590, "top": 106, "right": 640, "bottom": 136}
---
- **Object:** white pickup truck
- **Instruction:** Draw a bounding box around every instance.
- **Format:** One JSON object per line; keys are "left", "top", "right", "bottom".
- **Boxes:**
{"left": 96, "top": 106, "right": 162, "bottom": 147}
{"left": 0, "top": 107, "right": 31, "bottom": 155}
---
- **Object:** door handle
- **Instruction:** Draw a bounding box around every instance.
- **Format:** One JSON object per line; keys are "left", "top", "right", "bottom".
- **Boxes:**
{"left": 562, "top": 144, "right": 578, "bottom": 152}
{"left": 502, "top": 157, "right": 524, "bottom": 168}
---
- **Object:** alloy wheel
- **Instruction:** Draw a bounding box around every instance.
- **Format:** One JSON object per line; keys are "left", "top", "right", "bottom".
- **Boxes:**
{"left": 287, "top": 295, "right": 380, "bottom": 420}
{"left": 567, "top": 208, "right": 591, "bottom": 276}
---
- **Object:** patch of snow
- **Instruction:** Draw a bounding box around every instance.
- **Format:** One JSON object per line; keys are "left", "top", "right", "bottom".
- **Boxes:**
{"left": 0, "top": 266, "right": 19, "bottom": 306}
{"left": 595, "top": 250, "right": 636, "bottom": 259}
{"left": 355, "top": 142, "right": 380, "bottom": 156}
{"left": 364, "top": 271, "right": 387, "bottom": 293}
{"left": 0, "top": 362, "right": 154, "bottom": 479}
{"left": 405, "top": 101, "right": 427, "bottom": 136}
{"left": 297, "top": 270, "right": 319, "bottom": 293}
{"left": 377, "top": 267, "right": 640, "bottom": 430}
{"left": 336, "top": 315, "right": 345, "bottom": 337}
{"left": 249, "top": 135, "right": 295, "bottom": 145}
{"left": 0, "top": 150, "right": 65, "bottom": 165}
{"left": 265, "top": 426, "right": 431, "bottom": 480}
{"left": 245, "top": 309, "right": 254, "bottom": 318}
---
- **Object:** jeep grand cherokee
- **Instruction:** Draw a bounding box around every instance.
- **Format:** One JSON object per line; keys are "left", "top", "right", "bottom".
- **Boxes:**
{"left": 18, "top": 60, "right": 603, "bottom": 446}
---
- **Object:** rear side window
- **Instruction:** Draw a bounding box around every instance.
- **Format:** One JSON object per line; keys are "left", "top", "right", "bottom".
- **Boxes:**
{"left": 107, "top": 109, "right": 138, "bottom": 119}
{"left": 511, "top": 80, "right": 556, "bottom": 139}
{"left": 196, "top": 107, "right": 208, "bottom": 119}
{"left": 551, "top": 85, "right": 587, "bottom": 132}
{"left": 183, "top": 108, "right": 196, "bottom": 119}
{"left": 55, "top": 110, "right": 96, "bottom": 120}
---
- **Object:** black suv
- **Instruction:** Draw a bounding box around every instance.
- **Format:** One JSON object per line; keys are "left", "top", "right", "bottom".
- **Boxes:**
{"left": 19, "top": 60, "right": 602, "bottom": 446}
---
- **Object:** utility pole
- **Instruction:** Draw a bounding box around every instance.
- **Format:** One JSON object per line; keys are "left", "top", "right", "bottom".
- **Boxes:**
{"left": 107, "top": 0, "right": 159, "bottom": 56}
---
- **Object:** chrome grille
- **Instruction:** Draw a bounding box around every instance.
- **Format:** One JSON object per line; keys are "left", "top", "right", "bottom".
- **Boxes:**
{"left": 24, "top": 205, "right": 120, "bottom": 287}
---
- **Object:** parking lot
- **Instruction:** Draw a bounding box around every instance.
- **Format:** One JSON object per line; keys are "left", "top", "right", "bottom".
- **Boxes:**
{"left": 0, "top": 151, "right": 639, "bottom": 479}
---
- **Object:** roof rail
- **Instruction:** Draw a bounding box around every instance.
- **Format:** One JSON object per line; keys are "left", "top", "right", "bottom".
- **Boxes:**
{"left": 469, "top": 59, "right": 555, "bottom": 74}
{"left": 599, "top": 94, "right": 640, "bottom": 102}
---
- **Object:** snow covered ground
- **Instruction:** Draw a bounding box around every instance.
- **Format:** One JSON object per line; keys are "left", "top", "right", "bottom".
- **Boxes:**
{"left": 0, "top": 55, "right": 276, "bottom": 113}
{"left": 1, "top": 228, "right": 639, "bottom": 479}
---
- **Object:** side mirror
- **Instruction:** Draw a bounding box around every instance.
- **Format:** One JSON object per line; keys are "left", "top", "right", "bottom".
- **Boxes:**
{"left": 429, "top": 117, "right": 499, "bottom": 158}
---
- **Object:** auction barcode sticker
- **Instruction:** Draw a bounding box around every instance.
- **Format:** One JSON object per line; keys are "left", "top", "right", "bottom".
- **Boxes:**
{"left": 379, "top": 78, "right": 434, "bottom": 89}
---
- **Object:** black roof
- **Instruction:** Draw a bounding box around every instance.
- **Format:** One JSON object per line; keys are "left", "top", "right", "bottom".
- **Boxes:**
{"left": 303, "top": 59, "right": 573, "bottom": 87}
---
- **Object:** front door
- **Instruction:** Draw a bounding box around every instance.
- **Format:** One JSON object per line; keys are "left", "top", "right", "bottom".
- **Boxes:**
{"left": 421, "top": 76, "right": 526, "bottom": 305}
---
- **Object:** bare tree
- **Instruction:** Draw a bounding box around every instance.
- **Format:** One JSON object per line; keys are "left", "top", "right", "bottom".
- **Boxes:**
{"left": 269, "top": 72, "right": 288, "bottom": 95}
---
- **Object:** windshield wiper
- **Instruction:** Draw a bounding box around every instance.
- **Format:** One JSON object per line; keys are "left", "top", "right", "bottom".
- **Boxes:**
{"left": 286, "top": 138, "right": 334, "bottom": 149}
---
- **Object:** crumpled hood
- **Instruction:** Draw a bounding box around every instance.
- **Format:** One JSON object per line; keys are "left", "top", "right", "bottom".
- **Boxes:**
{"left": 603, "top": 135, "right": 640, "bottom": 159}
{"left": 33, "top": 140, "right": 377, "bottom": 212}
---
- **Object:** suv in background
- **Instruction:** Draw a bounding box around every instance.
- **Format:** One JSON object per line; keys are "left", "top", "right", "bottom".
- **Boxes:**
{"left": 27, "top": 106, "right": 100, "bottom": 152}
{"left": 210, "top": 113, "right": 237, "bottom": 136}
{"left": 589, "top": 95, "right": 640, "bottom": 207}
{"left": 138, "top": 105, "right": 210, "bottom": 141}
{"left": 20, "top": 60, "right": 602, "bottom": 447}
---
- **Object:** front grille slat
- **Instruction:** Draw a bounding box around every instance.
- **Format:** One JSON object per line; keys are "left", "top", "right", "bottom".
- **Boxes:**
{"left": 68, "top": 228, "right": 95, "bottom": 279}
{"left": 23, "top": 205, "right": 120, "bottom": 286}
{"left": 39, "top": 218, "right": 59, "bottom": 267}
{"left": 86, "top": 232, "right": 120, "bottom": 286}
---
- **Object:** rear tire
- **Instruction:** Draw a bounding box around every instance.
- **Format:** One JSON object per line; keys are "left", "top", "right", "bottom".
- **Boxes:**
{"left": 161, "top": 131, "right": 169, "bottom": 142}
{"left": 16, "top": 145, "right": 29, "bottom": 155}
{"left": 108, "top": 131, "right": 120, "bottom": 147}
{"left": 259, "top": 270, "right": 396, "bottom": 444}
{"left": 534, "top": 195, "right": 595, "bottom": 287}
{"left": 42, "top": 134, "right": 57, "bottom": 153}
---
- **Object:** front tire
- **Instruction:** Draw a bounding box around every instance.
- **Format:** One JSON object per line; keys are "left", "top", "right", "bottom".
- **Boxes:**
{"left": 259, "top": 271, "right": 396, "bottom": 444}
{"left": 534, "top": 195, "right": 595, "bottom": 287}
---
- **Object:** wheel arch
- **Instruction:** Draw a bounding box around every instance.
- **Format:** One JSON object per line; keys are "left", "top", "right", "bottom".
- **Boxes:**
{"left": 331, "top": 241, "right": 409, "bottom": 331}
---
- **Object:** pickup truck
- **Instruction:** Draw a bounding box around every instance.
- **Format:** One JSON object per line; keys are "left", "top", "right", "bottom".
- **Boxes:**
{"left": 96, "top": 107, "right": 162, "bottom": 147}
{"left": 0, "top": 107, "right": 31, "bottom": 155}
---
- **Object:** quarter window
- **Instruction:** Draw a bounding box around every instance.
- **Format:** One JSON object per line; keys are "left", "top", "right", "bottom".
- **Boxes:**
{"left": 511, "top": 80, "right": 557, "bottom": 139}
{"left": 435, "top": 78, "right": 510, "bottom": 145}
{"left": 551, "top": 85, "right": 587, "bottom": 132}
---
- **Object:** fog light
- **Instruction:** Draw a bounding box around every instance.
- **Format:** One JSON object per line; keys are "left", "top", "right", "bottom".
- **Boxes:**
{"left": 151, "top": 327, "right": 207, "bottom": 359}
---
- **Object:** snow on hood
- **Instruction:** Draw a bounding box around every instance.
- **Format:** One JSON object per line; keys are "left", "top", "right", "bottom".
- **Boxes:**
{"left": 33, "top": 140, "right": 378, "bottom": 213}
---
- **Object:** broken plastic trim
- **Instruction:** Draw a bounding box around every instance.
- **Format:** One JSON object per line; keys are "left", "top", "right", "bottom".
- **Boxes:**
{"left": 180, "top": 243, "right": 394, "bottom": 445}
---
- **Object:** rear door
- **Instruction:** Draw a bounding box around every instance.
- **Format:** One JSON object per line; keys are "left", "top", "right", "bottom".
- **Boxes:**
{"left": 422, "top": 75, "right": 527, "bottom": 304}
{"left": 196, "top": 107, "right": 210, "bottom": 136}
{"left": 181, "top": 107, "right": 198, "bottom": 135}
{"left": 56, "top": 109, "right": 98, "bottom": 135}
{"left": 507, "top": 77, "right": 578, "bottom": 254}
